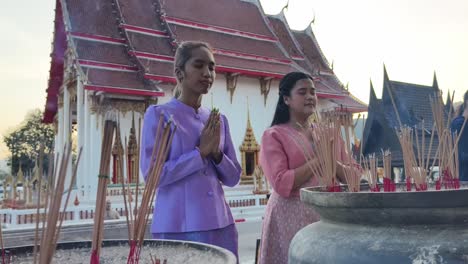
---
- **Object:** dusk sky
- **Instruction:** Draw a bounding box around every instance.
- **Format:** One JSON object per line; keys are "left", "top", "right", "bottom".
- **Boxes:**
{"left": 1, "top": 0, "right": 467, "bottom": 159}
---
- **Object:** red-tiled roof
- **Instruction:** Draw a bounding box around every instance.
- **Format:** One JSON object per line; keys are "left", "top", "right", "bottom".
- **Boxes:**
{"left": 43, "top": 0, "right": 66, "bottom": 123}
{"left": 66, "top": 0, "right": 121, "bottom": 38}
{"left": 85, "top": 68, "right": 148, "bottom": 89}
{"left": 215, "top": 54, "right": 295, "bottom": 78}
{"left": 292, "top": 30, "right": 330, "bottom": 70}
{"left": 331, "top": 94, "right": 368, "bottom": 113}
{"left": 160, "top": 0, "right": 274, "bottom": 37}
{"left": 124, "top": 32, "right": 174, "bottom": 56}
{"left": 166, "top": 25, "right": 286, "bottom": 60}
{"left": 116, "top": 0, "right": 164, "bottom": 29}
{"left": 74, "top": 39, "right": 133, "bottom": 66}
{"left": 44, "top": 0, "right": 367, "bottom": 122}
{"left": 267, "top": 16, "right": 304, "bottom": 60}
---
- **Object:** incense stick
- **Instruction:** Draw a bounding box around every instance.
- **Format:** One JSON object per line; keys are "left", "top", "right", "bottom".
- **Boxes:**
{"left": 53, "top": 148, "right": 83, "bottom": 248}
{"left": 33, "top": 144, "right": 45, "bottom": 264}
{"left": 91, "top": 119, "right": 116, "bottom": 263}
{"left": 36, "top": 142, "right": 79, "bottom": 264}
{"left": 126, "top": 114, "right": 176, "bottom": 264}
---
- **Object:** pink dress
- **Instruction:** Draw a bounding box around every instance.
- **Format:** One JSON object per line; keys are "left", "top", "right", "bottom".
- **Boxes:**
{"left": 259, "top": 124, "right": 320, "bottom": 264}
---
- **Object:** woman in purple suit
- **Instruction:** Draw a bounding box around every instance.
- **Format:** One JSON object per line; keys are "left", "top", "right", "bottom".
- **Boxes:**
{"left": 140, "top": 41, "right": 241, "bottom": 259}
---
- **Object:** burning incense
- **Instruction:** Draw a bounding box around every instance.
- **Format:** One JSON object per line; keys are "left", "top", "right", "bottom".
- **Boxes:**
{"left": 135, "top": 116, "right": 142, "bottom": 220}
{"left": 53, "top": 148, "right": 82, "bottom": 247}
{"left": 382, "top": 150, "right": 395, "bottom": 192}
{"left": 396, "top": 126, "right": 428, "bottom": 191}
{"left": 39, "top": 145, "right": 72, "bottom": 264}
{"left": 35, "top": 142, "right": 82, "bottom": 264}
{"left": 91, "top": 118, "right": 116, "bottom": 263}
{"left": 285, "top": 112, "right": 348, "bottom": 191}
{"left": 362, "top": 154, "right": 379, "bottom": 192}
{"left": 0, "top": 213, "right": 5, "bottom": 264}
{"left": 430, "top": 91, "right": 467, "bottom": 190}
{"left": 124, "top": 136, "right": 135, "bottom": 238}
{"left": 126, "top": 114, "right": 176, "bottom": 264}
{"left": 341, "top": 160, "right": 362, "bottom": 192}
{"left": 33, "top": 144, "right": 45, "bottom": 264}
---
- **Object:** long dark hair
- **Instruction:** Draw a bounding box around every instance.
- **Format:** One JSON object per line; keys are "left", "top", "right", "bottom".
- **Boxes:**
{"left": 457, "top": 90, "right": 468, "bottom": 117}
{"left": 270, "top": 72, "right": 314, "bottom": 126}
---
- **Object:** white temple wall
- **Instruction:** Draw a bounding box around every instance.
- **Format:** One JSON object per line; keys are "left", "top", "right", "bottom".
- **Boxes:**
{"left": 151, "top": 76, "right": 336, "bottom": 163}
{"left": 74, "top": 74, "right": 345, "bottom": 198}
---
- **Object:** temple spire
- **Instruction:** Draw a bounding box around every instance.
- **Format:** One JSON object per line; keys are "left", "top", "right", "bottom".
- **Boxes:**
{"left": 370, "top": 79, "right": 377, "bottom": 102}
{"left": 432, "top": 71, "right": 439, "bottom": 91}
{"left": 281, "top": 0, "right": 289, "bottom": 13}
{"left": 383, "top": 64, "right": 390, "bottom": 84}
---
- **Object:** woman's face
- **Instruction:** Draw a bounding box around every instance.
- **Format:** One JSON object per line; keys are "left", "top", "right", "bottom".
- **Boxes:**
{"left": 180, "top": 47, "right": 216, "bottom": 95}
{"left": 284, "top": 78, "right": 317, "bottom": 119}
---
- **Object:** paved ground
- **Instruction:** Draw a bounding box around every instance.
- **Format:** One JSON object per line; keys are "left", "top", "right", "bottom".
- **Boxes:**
{"left": 237, "top": 220, "right": 262, "bottom": 264}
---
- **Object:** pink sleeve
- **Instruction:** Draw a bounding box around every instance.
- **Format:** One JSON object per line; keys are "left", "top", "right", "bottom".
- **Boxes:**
{"left": 260, "top": 129, "right": 295, "bottom": 198}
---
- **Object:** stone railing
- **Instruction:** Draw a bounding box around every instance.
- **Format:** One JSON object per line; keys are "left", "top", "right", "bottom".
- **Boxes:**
{"left": 0, "top": 185, "right": 269, "bottom": 229}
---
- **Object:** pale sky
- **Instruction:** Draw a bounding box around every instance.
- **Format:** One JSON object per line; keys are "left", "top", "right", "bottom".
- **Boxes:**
{"left": 1, "top": 0, "right": 468, "bottom": 159}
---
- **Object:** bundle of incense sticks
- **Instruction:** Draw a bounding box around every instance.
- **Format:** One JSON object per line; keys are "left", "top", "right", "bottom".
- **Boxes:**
{"left": 396, "top": 126, "right": 428, "bottom": 191}
{"left": 286, "top": 112, "right": 350, "bottom": 192}
{"left": 90, "top": 119, "right": 116, "bottom": 264}
{"left": 35, "top": 143, "right": 82, "bottom": 264}
{"left": 126, "top": 114, "right": 175, "bottom": 264}
{"left": 113, "top": 122, "right": 132, "bottom": 240}
{"left": 0, "top": 209, "right": 7, "bottom": 264}
{"left": 430, "top": 92, "right": 467, "bottom": 190}
{"left": 341, "top": 159, "right": 362, "bottom": 192}
{"left": 362, "top": 154, "right": 379, "bottom": 192}
{"left": 32, "top": 144, "right": 45, "bottom": 263}
{"left": 438, "top": 129, "right": 464, "bottom": 190}
{"left": 381, "top": 150, "right": 395, "bottom": 192}
{"left": 336, "top": 111, "right": 363, "bottom": 192}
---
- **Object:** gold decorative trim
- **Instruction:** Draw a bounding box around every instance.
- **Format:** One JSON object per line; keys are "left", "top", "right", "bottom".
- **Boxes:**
{"left": 58, "top": 93, "right": 64, "bottom": 108}
{"left": 68, "top": 85, "right": 77, "bottom": 103}
{"left": 226, "top": 73, "right": 239, "bottom": 104}
{"left": 88, "top": 95, "right": 146, "bottom": 116}
{"left": 259, "top": 77, "right": 273, "bottom": 107}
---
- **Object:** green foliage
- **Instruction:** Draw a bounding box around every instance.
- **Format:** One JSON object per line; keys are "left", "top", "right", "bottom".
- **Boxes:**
{"left": 3, "top": 109, "right": 54, "bottom": 176}
{"left": 0, "top": 169, "right": 7, "bottom": 180}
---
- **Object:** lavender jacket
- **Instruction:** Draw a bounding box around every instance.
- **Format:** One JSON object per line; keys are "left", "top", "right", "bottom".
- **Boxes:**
{"left": 140, "top": 98, "right": 241, "bottom": 233}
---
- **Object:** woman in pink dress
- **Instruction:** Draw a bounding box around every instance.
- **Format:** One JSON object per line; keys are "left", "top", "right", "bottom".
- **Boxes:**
{"left": 259, "top": 72, "right": 347, "bottom": 264}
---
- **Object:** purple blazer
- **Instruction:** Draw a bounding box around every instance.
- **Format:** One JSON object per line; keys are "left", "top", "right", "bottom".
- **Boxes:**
{"left": 140, "top": 98, "right": 241, "bottom": 233}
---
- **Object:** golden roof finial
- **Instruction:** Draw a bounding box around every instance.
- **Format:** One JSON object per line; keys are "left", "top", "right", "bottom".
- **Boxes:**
{"left": 240, "top": 97, "right": 260, "bottom": 152}
{"left": 17, "top": 165, "right": 25, "bottom": 184}
{"left": 128, "top": 112, "right": 138, "bottom": 155}
{"left": 32, "top": 160, "right": 41, "bottom": 181}
{"left": 112, "top": 121, "right": 124, "bottom": 156}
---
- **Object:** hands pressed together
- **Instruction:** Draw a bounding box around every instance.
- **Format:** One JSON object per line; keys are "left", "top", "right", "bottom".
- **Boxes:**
{"left": 198, "top": 109, "right": 223, "bottom": 164}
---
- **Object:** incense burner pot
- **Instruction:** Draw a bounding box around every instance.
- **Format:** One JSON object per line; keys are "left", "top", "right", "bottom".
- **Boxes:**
{"left": 5, "top": 239, "right": 236, "bottom": 263}
{"left": 289, "top": 184, "right": 468, "bottom": 263}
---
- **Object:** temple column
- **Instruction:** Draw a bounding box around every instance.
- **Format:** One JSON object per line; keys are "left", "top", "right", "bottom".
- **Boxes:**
{"left": 88, "top": 96, "right": 102, "bottom": 200}
{"left": 83, "top": 90, "right": 92, "bottom": 201}
{"left": 63, "top": 85, "right": 72, "bottom": 189}
{"left": 76, "top": 75, "right": 86, "bottom": 199}
{"left": 55, "top": 93, "right": 64, "bottom": 180}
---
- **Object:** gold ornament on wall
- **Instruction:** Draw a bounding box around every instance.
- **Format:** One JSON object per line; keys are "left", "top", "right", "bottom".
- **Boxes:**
{"left": 226, "top": 73, "right": 239, "bottom": 104}
{"left": 259, "top": 77, "right": 273, "bottom": 107}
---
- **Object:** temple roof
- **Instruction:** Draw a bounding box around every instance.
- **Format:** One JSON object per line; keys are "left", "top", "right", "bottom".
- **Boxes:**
{"left": 43, "top": 0, "right": 367, "bottom": 122}
{"left": 362, "top": 68, "right": 447, "bottom": 166}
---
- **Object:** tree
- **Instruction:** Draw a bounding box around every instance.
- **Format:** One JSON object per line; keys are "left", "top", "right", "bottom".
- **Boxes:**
{"left": 0, "top": 169, "right": 7, "bottom": 180}
{"left": 3, "top": 109, "right": 55, "bottom": 176}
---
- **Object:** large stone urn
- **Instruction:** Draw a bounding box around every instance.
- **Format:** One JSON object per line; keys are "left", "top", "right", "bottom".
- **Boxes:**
{"left": 5, "top": 239, "right": 236, "bottom": 263}
{"left": 289, "top": 184, "right": 468, "bottom": 263}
